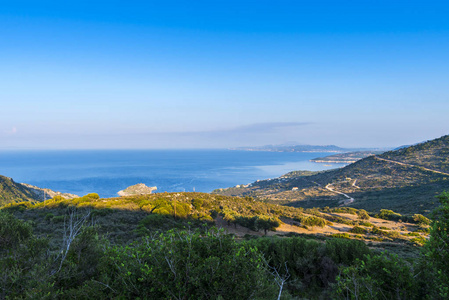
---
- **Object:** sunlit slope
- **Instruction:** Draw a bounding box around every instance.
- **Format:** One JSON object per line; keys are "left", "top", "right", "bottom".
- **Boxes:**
{"left": 0, "top": 175, "right": 40, "bottom": 205}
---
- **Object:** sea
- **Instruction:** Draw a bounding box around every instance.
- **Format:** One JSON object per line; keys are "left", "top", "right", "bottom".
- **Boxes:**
{"left": 0, "top": 149, "right": 346, "bottom": 198}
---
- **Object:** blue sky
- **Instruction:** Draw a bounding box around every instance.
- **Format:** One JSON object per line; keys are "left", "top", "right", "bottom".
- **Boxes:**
{"left": 1, "top": 1, "right": 449, "bottom": 149}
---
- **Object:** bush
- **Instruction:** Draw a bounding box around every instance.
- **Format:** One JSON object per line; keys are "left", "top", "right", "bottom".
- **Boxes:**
{"left": 335, "top": 252, "right": 417, "bottom": 299}
{"left": 302, "top": 215, "right": 326, "bottom": 228}
{"left": 375, "top": 209, "right": 402, "bottom": 221}
{"left": 103, "top": 228, "right": 279, "bottom": 299}
{"left": 331, "top": 233, "right": 351, "bottom": 239}
{"left": 413, "top": 214, "right": 431, "bottom": 225}
{"left": 356, "top": 209, "right": 370, "bottom": 220}
{"left": 192, "top": 198, "right": 204, "bottom": 210}
{"left": 0, "top": 211, "right": 32, "bottom": 250}
{"left": 349, "top": 226, "right": 367, "bottom": 234}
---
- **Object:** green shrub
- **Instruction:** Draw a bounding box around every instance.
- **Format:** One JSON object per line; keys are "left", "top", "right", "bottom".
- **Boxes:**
{"left": 331, "top": 233, "right": 351, "bottom": 239}
{"left": 413, "top": 214, "right": 431, "bottom": 225}
{"left": 375, "top": 209, "right": 402, "bottom": 221}
{"left": 335, "top": 252, "right": 417, "bottom": 299}
{"left": 302, "top": 215, "right": 326, "bottom": 228}
{"left": 139, "top": 213, "right": 167, "bottom": 227}
{"left": 359, "top": 222, "right": 374, "bottom": 227}
{"left": 349, "top": 226, "right": 367, "bottom": 234}
{"left": 356, "top": 209, "right": 370, "bottom": 220}
{"left": 0, "top": 211, "right": 32, "bottom": 249}
{"left": 103, "top": 228, "right": 279, "bottom": 299}
{"left": 192, "top": 198, "right": 204, "bottom": 210}
{"left": 44, "top": 213, "right": 54, "bottom": 221}
{"left": 52, "top": 215, "right": 65, "bottom": 223}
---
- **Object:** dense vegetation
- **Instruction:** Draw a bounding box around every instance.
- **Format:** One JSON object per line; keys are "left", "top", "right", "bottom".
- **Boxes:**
{"left": 1, "top": 191, "right": 448, "bottom": 299}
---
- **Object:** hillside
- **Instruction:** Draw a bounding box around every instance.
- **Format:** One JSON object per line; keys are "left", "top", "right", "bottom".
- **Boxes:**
{"left": 0, "top": 175, "right": 78, "bottom": 206}
{"left": 379, "top": 135, "right": 449, "bottom": 173}
{"left": 215, "top": 135, "right": 449, "bottom": 215}
{"left": 0, "top": 175, "right": 41, "bottom": 205}
{"left": 3, "top": 192, "right": 427, "bottom": 250}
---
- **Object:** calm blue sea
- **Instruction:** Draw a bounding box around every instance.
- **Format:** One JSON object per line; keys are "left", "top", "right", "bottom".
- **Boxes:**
{"left": 0, "top": 150, "right": 345, "bottom": 198}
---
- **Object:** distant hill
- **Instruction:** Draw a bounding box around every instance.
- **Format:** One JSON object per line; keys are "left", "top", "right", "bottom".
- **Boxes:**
{"left": 231, "top": 144, "right": 378, "bottom": 153}
{"left": 311, "top": 151, "right": 385, "bottom": 164}
{"left": 216, "top": 135, "right": 449, "bottom": 215}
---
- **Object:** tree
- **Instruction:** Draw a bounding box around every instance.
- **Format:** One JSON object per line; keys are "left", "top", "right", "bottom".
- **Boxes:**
{"left": 256, "top": 216, "right": 281, "bottom": 235}
{"left": 425, "top": 191, "right": 449, "bottom": 298}
{"left": 334, "top": 252, "right": 416, "bottom": 299}
{"left": 356, "top": 209, "right": 370, "bottom": 220}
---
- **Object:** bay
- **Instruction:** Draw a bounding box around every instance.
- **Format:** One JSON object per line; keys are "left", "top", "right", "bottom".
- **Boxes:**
{"left": 0, "top": 149, "right": 345, "bottom": 198}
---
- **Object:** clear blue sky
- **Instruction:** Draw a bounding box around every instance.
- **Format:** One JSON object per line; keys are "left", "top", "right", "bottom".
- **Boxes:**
{"left": 1, "top": 1, "right": 449, "bottom": 149}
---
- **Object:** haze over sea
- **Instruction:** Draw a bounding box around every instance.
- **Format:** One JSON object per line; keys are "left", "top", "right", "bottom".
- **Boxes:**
{"left": 0, "top": 150, "right": 344, "bottom": 198}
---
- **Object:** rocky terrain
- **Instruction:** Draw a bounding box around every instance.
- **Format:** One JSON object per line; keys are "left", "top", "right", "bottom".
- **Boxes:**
{"left": 118, "top": 183, "right": 157, "bottom": 196}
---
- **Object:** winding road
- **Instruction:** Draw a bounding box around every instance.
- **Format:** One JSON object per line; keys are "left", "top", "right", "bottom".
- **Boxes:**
{"left": 325, "top": 183, "right": 355, "bottom": 206}
{"left": 373, "top": 156, "right": 449, "bottom": 177}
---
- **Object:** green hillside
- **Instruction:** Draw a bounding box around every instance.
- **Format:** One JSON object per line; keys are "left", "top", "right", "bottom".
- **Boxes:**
{"left": 379, "top": 134, "right": 449, "bottom": 173}
{"left": 215, "top": 135, "right": 449, "bottom": 215}
{"left": 0, "top": 175, "right": 40, "bottom": 205}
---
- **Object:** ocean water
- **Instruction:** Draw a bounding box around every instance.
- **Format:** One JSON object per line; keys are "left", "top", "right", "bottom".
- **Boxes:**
{"left": 0, "top": 150, "right": 345, "bottom": 198}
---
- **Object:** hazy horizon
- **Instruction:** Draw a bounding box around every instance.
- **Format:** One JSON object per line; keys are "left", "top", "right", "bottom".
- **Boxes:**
{"left": 1, "top": 1, "right": 448, "bottom": 150}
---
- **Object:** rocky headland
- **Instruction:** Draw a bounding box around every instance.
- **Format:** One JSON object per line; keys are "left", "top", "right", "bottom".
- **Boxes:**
{"left": 117, "top": 183, "right": 157, "bottom": 196}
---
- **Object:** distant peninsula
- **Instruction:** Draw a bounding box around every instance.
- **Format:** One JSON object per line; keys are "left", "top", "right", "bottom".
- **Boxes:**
{"left": 231, "top": 144, "right": 380, "bottom": 153}
{"left": 311, "top": 151, "right": 385, "bottom": 164}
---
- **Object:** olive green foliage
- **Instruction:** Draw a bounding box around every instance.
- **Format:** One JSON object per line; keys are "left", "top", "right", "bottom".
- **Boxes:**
{"left": 335, "top": 252, "right": 417, "bottom": 299}
{"left": 103, "top": 228, "right": 280, "bottom": 299}
{"left": 0, "top": 209, "right": 105, "bottom": 299}
{"left": 357, "top": 209, "right": 370, "bottom": 220}
{"left": 234, "top": 215, "right": 282, "bottom": 234}
{"left": 375, "top": 209, "right": 402, "bottom": 221}
{"left": 349, "top": 226, "right": 368, "bottom": 234}
{"left": 301, "top": 215, "right": 326, "bottom": 228}
{"left": 246, "top": 237, "right": 370, "bottom": 297}
{"left": 192, "top": 198, "right": 204, "bottom": 210}
{"left": 0, "top": 210, "right": 33, "bottom": 249}
{"left": 413, "top": 213, "right": 431, "bottom": 225}
{"left": 331, "top": 233, "right": 351, "bottom": 239}
{"left": 0, "top": 211, "right": 280, "bottom": 299}
{"left": 424, "top": 191, "right": 449, "bottom": 298}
